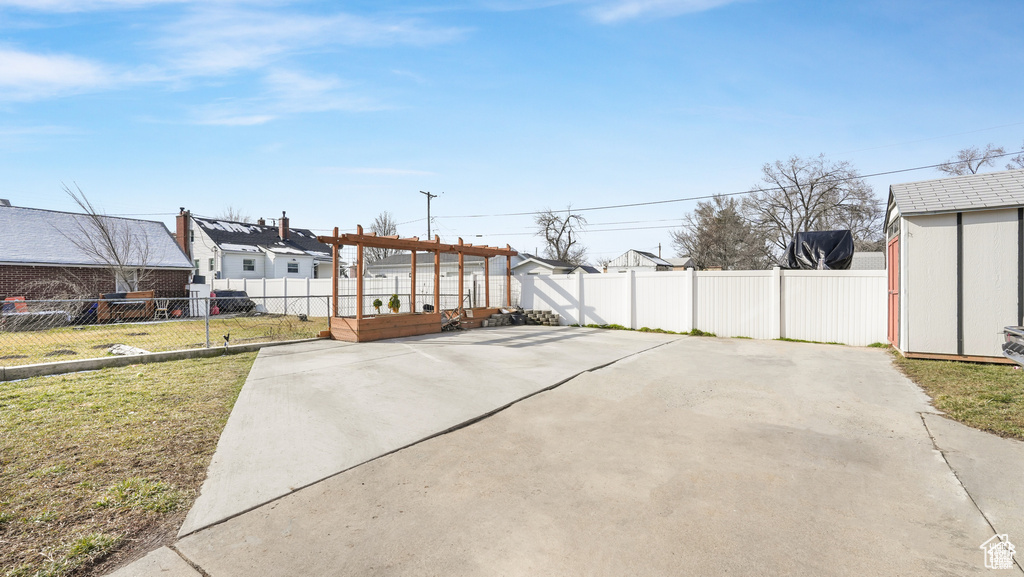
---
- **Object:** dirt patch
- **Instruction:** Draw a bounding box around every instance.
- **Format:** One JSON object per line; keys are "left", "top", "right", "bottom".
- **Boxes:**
{"left": 126, "top": 332, "right": 150, "bottom": 337}
{"left": 0, "top": 354, "right": 29, "bottom": 360}
{"left": 44, "top": 349, "right": 78, "bottom": 357}
{"left": 91, "top": 343, "right": 118, "bottom": 350}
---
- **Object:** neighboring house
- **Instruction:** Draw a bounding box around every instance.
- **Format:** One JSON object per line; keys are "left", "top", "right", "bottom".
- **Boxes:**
{"left": 849, "top": 251, "right": 885, "bottom": 270}
{"left": 886, "top": 168, "right": 1024, "bottom": 360}
{"left": 570, "top": 265, "right": 601, "bottom": 274}
{"left": 665, "top": 257, "right": 695, "bottom": 270}
{"left": 363, "top": 251, "right": 517, "bottom": 279}
{"left": 0, "top": 200, "right": 193, "bottom": 299}
{"left": 512, "top": 254, "right": 578, "bottom": 275}
{"left": 177, "top": 209, "right": 335, "bottom": 280}
{"left": 604, "top": 249, "right": 673, "bottom": 273}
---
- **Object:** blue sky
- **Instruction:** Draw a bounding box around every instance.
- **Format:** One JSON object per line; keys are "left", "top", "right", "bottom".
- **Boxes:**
{"left": 1, "top": 0, "right": 1022, "bottom": 262}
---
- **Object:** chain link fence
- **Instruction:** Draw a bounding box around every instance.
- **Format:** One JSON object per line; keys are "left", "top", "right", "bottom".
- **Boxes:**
{"left": 0, "top": 295, "right": 330, "bottom": 368}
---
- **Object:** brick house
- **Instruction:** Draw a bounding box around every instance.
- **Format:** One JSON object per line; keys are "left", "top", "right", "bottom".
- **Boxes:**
{"left": 0, "top": 200, "right": 194, "bottom": 300}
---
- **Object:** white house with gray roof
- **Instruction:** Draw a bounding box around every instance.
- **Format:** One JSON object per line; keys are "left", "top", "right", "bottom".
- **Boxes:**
{"left": 885, "top": 168, "right": 1024, "bottom": 360}
{"left": 177, "top": 209, "right": 336, "bottom": 280}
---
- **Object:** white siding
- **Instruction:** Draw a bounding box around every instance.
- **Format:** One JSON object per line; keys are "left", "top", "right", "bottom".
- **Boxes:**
{"left": 962, "top": 209, "right": 1018, "bottom": 357}
{"left": 904, "top": 213, "right": 958, "bottom": 355}
{"left": 634, "top": 271, "right": 692, "bottom": 333}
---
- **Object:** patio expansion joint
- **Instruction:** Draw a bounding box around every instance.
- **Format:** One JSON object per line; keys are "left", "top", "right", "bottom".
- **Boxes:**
{"left": 174, "top": 336, "right": 682, "bottom": 540}
{"left": 917, "top": 412, "right": 1024, "bottom": 574}
{"left": 168, "top": 544, "right": 211, "bottom": 577}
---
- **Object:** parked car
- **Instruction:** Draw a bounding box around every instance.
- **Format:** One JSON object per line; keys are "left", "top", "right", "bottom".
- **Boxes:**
{"left": 211, "top": 290, "right": 257, "bottom": 314}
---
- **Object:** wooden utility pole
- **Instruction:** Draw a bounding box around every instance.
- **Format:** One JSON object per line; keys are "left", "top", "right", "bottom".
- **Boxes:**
{"left": 420, "top": 191, "right": 438, "bottom": 238}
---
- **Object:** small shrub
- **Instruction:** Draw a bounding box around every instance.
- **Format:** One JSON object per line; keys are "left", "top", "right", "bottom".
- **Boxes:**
{"left": 867, "top": 342, "right": 890, "bottom": 348}
{"left": 689, "top": 328, "right": 716, "bottom": 337}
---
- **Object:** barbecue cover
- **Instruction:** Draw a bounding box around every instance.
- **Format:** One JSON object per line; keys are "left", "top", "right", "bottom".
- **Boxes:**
{"left": 784, "top": 230, "right": 854, "bottom": 270}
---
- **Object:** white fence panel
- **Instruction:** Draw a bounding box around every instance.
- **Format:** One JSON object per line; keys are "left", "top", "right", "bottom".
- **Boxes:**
{"left": 581, "top": 274, "right": 629, "bottom": 326}
{"left": 520, "top": 275, "right": 579, "bottom": 324}
{"left": 634, "top": 271, "right": 692, "bottom": 333}
{"left": 695, "top": 271, "right": 774, "bottom": 338}
{"left": 782, "top": 270, "right": 887, "bottom": 346}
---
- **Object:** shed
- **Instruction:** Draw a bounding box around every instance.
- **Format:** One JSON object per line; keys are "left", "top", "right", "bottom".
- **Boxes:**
{"left": 605, "top": 249, "right": 673, "bottom": 272}
{"left": 885, "top": 168, "right": 1024, "bottom": 361}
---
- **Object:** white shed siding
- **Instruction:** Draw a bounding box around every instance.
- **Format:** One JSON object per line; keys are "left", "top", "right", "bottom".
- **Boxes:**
{"left": 962, "top": 209, "right": 1018, "bottom": 357}
{"left": 904, "top": 213, "right": 958, "bottom": 355}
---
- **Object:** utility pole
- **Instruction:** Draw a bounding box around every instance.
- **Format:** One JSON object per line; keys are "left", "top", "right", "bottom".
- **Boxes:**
{"left": 420, "top": 190, "right": 438, "bottom": 238}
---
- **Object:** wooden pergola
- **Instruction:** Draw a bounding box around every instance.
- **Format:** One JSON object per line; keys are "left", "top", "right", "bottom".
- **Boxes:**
{"left": 317, "top": 225, "right": 518, "bottom": 342}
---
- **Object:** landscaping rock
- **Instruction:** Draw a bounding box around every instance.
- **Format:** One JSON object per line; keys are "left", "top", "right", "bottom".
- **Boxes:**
{"left": 109, "top": 344, "right": 151, "bottom": 356}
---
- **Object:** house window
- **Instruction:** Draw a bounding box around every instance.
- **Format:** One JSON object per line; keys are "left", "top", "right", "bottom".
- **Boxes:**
{"left": 243, "top": 259, "right": 255, "bottom": 271}
{"left": 208, "top": 258, "right": 214, "bottom": 271}
{"left": 287, "top": 262, "right": 299, "bottom": 273}
{"left": 193, "top": 259, "right": 199, "bottom": 271}
{"left": 312, "top": 262, "right": 319, "bottom": 278}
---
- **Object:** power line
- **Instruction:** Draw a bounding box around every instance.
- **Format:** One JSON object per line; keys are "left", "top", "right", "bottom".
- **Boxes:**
{"left": 433, "top": 150, "right": 1024, "bottom": 220}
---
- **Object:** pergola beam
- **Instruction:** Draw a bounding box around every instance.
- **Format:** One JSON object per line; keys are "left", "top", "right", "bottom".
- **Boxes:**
{"left": 316, "top": 231, "right": 517, "bottom": 258}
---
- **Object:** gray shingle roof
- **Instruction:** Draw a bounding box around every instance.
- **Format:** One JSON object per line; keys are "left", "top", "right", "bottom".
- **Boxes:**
{"left": 0, "top": 206, "right": 193, "bottom": 269}
{"left": 193, "top": 217, "right": 332, "bottom": 259}
{"left": 889, "top": 168, "right": 1024, "bottom": 216}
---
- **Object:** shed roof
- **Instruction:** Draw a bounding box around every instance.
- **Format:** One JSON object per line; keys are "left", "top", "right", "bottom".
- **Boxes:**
{"left": 0, "top": 205, "right": 193, "bottom": 269}
{"left": 889, "top": 168, "right": 1024, "bottom": 216}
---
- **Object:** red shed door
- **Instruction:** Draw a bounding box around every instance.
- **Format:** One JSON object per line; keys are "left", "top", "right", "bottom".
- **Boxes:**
{"left": 887, "top": 235, "right": 899, "bottom": 346}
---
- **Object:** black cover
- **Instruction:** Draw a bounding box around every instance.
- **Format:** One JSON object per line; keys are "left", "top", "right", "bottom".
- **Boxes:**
{"left": 784, "top": 230, "right": 854, "bottom": 270}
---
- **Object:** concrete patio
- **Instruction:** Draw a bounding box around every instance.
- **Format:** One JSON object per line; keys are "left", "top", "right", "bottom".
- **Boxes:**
{"left": 109, "top": 327, "right": 1024, "bottom": 576}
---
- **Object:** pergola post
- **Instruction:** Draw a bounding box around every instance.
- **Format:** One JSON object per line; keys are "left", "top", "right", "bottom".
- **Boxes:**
{"left": 433, "top": 241, "right": 440, "bottom": 312}
{"left": 356, "top": 225, "right": 364, "bottom": 320}
{"left": 506, "top": 252, "right": 512, "bottom": 307}
{"left": 484, "top": 256, "right": 490, "bottom": 308}
{"left": 458, "top": 238, "right": 465, "bottom": 310}
{"left": 331, "top": 226, "right": 339, "bottom": 317}
{"left": 410, "top": 250, "right": 417, "bottom": 313}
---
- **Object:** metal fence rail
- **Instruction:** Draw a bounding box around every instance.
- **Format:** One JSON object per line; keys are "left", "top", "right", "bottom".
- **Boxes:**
{"left": 0, "top": 296, "right": 330, "bottom": 368}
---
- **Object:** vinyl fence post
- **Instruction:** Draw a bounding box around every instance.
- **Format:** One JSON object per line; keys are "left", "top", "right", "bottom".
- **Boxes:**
{"left": 306, "top": 277, "right": 311, "bottom": 317}
{"left": 283, "top": 278, "right": 288, "bottom": 316}
{"left": 576, "top": 270, "right": 585, "bottom": 326}
{"left": 687, "top": 268, "right": 696, "bottom": 333}
{"left": 627, "top": 269, "right": 636, "bottom": 329}
{"left": 771, "top": 266, "right": 782, "bottom": 339}
{"left": 205, "top": 296, "right": 211, "bottom": 348}
{"left": 262, "top": 278, "right": 267, "bottom": 311}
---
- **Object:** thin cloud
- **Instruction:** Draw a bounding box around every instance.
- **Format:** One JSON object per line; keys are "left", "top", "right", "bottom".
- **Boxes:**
{"left": 0, "top": 0, "right": 254, "bottom": 12}
{"left": 589, "top": 0, "right": 742, "bottom": 22}
{"left": 0, "top": 48, "right": 116, "bottom": 100}
{"left": 190, "top": 69, "right": 385, "bottom": 125}
{"left": 156, "top": 7, "right": 468, "bottom": 78}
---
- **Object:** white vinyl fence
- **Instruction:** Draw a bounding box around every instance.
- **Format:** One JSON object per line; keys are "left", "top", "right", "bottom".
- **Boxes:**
{"left": 215, "top": 268, "right": 887, "bottom": 346}
{"left": 212, "top": 274, "right": 518, "bottom": 317}
{"left": 518, "top": 269, "right": 888, "bottom": 346}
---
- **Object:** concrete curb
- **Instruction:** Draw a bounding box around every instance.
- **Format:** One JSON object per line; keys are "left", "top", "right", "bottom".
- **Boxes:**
{"left": 0, "top": 338, "right": 326, "bottom": 382}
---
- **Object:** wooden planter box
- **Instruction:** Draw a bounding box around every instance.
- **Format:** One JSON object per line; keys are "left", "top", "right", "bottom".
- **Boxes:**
{"left": 331, "top": 313, "right": 442, "bottom": 343}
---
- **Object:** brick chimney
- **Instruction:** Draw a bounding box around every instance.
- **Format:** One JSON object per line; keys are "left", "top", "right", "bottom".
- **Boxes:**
{"left": 257, "top": 217, "right": 266, "bottom": 226}
{"left": 278, "top": 211, "right": 290, "bottom": 241}
{"left": 176, "top": 207, "right": 191, "bottom": 259}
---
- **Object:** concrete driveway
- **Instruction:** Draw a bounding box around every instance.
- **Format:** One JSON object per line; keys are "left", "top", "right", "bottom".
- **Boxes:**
{"left": 110, "top": 328, "right": 1024, "bottom": 576}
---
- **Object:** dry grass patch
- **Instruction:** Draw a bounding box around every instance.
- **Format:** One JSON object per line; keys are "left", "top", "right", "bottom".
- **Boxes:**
{"left": 0, "top": 352, "right": 256, "bottom": 577}
{"left": 893, "top": 353, "right": 1024, "bottom": 440}
{"left": 0, "top": 315, "right": 325, "bottom": 367}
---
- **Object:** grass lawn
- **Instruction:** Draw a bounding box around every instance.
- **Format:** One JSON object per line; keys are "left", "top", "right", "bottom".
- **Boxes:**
{"left": 893, "top": 353, "right": 1024, "bottom": 441}
{"left": 0, "top": 352, "right": 256, "bottom": 577}
{"left": 0, "top": 315, "right": 325, "bottom": 367}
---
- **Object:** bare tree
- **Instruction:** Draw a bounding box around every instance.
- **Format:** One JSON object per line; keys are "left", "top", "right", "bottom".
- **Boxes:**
{"left": 1007, "top": 141, "right": 1024, "bottom": 170}
{"left": 217, "top": 206, "right": 252, "bottom": 223}
{"left": 366, "top": 211, "right": 399, "bottom": 262}
{"left": 938, "top": 144, "right": 1006, "bottom": 176}
{"left": 535, "top": 207, "right": 587, "bottom": 265}
{"left": 742, "top": 155, "right": 883, "bottom": 262}
{"left": 62, "top": 183, "right": 152, "bottom": 292}
{"left": 671, "top": 195, "right": 769, "bottom": 270}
